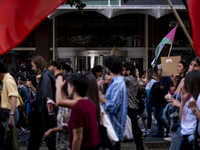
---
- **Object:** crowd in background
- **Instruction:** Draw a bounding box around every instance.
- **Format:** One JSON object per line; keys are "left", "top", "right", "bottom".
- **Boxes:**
{"left": 0, "top": 55, "right": 200, "bottom": 150}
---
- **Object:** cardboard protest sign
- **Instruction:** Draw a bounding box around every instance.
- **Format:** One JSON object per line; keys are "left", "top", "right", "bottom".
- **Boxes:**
{"left": 161, "top": 56, "right": 181, "bottom": 76}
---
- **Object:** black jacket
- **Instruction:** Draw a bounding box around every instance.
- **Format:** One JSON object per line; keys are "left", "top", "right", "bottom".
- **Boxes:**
{"left": 34, "top": 69, "right": 57, "bottom": 132}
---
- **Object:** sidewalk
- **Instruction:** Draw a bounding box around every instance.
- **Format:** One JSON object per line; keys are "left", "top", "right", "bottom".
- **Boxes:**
{"left": 19, "top": 121, "right": 171, "bottom": 150}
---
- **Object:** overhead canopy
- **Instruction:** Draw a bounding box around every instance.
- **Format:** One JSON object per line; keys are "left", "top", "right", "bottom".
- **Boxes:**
{"left": 49, "top": 0, "right": 186, "bottom": 19}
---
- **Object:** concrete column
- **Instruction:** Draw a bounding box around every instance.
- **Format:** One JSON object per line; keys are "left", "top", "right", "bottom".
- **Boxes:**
{"left": 71, "top": 56, "right": 75, "bottom": 71}
{"left": 75, "top": 57, "right": 77, "bottom": 72}
{"left": 35, "top": 18, "right": 50, "bottom": 62}
{"left": 145, "top": 14, "right": 148, "bottom": 70}
{"left": 86, "top": 56, "right": 88, "bottom": 70}
{"left": 53, "top": 17, "right": 55, "bottom": 61}
{"left": 99, "top": 55, "right": 103, "bottom": 67}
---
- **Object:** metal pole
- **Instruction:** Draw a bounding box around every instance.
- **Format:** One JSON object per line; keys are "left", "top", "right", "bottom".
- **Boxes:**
{"left": 168, "top": 44, "right": 173, "bottom": 57}
{"left": 167, "top": 0, "right": 194, "bottom": 50}
{"left": 53, "top": 17, "right": 56, "bottom": 61}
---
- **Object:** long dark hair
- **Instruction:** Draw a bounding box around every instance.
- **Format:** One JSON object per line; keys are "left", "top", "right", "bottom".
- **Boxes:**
{"left": 31, "top": 56, "right": 47, "bottom": 75}
{"left": 190, "top": 56, "right": 200, "bottom": 66}
{"left": 179, "top": 60, "right": 188, "bottom": 77}
{"left": 184, "top": 71, "right": 200, "bottom": 100}
{"left": 85, "top": 73, "right": 101, "bottom": 121}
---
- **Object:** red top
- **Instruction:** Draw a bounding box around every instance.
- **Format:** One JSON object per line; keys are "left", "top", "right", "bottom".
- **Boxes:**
{"left": 68, "top": 99, "right": 101, "bottom": 149}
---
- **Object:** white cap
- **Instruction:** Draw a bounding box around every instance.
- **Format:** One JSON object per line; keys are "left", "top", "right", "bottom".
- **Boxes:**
{"left": 157, "top": 64, "right": 162, "bottom": 70}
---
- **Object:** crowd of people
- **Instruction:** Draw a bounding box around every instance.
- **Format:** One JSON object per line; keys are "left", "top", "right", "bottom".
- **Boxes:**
{"left": 0, "top": 54, "right": 200, "bottom": 150}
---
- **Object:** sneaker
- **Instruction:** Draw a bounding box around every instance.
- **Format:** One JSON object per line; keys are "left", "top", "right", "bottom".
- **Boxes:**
{"left": 164, "top": 137, "right": 172, "bottom": 142}
{"left": 141, "top": 128, "right": 151, "bottom": 132}
{"left": 143, "top": 130, "right": 150, "bottom": 135}
{"left": 19, "top": 127, "right": 25, "bottom": 135}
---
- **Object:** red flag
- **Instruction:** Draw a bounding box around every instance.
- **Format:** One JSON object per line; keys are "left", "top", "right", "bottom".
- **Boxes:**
{"left": 0, "top": 0, "right": 66, "bottom": 55}
{"left": 188, "top": 0, "right": 200, "bottom": 58}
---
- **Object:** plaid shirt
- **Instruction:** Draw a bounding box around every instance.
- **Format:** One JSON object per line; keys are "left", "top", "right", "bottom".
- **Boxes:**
{"left": 103, "top": 76, "right": 127, "bottom": 141}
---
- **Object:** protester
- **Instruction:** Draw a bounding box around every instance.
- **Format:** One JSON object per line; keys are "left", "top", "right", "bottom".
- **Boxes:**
{"left": 139, "top": 87, "right": 149, "bottom": 135}
{"left": 28, "top": 56, "right": 57, "bottom": 150}
{"left": 62, "top": 63, "right": 71, "bottom": 75}
{"left": 99, "top": 55, "right": 127, "bottom": 150}
{"left": 102, "top": 70, "right": 112, "bottom": 95}
{"left": 19, "top": 62, "right": 30, "bottom": 78}
{"left": 16, "top": 73, "right": 29, "bottom": 134}
{"left": 43, "top": 74, "right": 71, "bottom": 150}
{"left": 135, "top": 68, "right": 140, "bottom": 82}
{"left": 139, "top": 71, "right": 147, "bottom": 87}
{"left": 165, "top": 57, "right": 200, "bottom": 150}
{"left": 171, "top": 60, "right": 187, "bottom": 90}
{"left": 0, "top": 62, "right": 20, "bottom": 149}
{"left": 179, "top": 71, "right": 200, "bottom": 149}
{"left": 86, "top": 74, "right": 101, "bottom": 121}
{"left": 47, "top": 62, "right": 54, "bottom": 71}
{"left": 151, "top": 64, "right": 170, "bottom": 137}
{"left": 91, "top": 65, "right": 103, "bottom": 79}
{"left": 145, "top": 68, "right": 157, "bottom": 132}
{"left": 122, "top": 62, "right": 144, "bottom": 150}
{"left": 56, "top": 74, "right": 101, "bottom": 150}
{"left": 51, "top": 61, "right": 63, "bottom": 77}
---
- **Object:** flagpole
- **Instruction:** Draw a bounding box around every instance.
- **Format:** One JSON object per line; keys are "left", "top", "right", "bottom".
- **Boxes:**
{"left": 167, "top": 0, "right": 194, "bottom": 50}
{"left": 168, "top": 44, "right": 173, "bottom": 57}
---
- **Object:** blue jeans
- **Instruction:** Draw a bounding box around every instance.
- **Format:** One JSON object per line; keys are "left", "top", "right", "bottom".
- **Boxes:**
{"left": 176, "top": 120, "right": 183, "bottom": 150}
{"left": 153, "top": 107, "right": 169, "bottom": 134}
{"left": 2, "top": 108, "right": 19, "bottom": 127}
{"left": 146, "top": 102, "right": 153, "bottom": 129}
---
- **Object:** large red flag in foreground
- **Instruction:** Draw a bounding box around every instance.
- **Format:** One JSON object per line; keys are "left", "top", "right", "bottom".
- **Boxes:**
{"left": 188, "top": 0, "right": 200, "bottom": 58}
{"left": 0, "top": 0, "right": 66, "bottom": 55}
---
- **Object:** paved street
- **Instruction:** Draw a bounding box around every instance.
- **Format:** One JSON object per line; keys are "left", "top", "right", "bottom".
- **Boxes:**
{"left": 19, "top": 120, "right": 171, "bottom": 150}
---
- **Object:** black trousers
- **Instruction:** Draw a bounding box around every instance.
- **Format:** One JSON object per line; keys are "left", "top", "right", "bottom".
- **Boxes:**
{"left": 0, "top": 122, "right": 4, "bottom": 150}
{"left": 28, "top": 112, "right": 56, "bottom": 150}
{"left": 127, "top": 108, "right": 144, "bottom": 150}
{"left": 114, "top": 141, "right": 121, "bottom": 150}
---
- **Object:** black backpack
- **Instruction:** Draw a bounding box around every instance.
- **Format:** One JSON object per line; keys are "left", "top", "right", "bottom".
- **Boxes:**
{"left": 135, "top": 88, "right": 145, "bottom": 115}
{"left": 149, "top": 82, "right": 162, "bottom": 108}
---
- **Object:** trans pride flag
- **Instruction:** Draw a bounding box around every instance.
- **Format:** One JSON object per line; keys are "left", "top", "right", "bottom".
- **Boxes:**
{"left": 151, "top": 26, "right": 177, "bottom": 68}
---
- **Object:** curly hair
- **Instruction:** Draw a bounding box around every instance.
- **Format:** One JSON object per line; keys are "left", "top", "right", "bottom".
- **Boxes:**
{"left": 104, "top": 55, "right": 122, "bottom": 74}
{"left": 123, "top": 62, "right": 135, "bottom": 75}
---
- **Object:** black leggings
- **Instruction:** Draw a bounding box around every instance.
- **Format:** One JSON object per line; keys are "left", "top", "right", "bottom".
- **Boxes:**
{"left": 127, "top": 108, "right": 144, "bottom": 150}
{"left": 179, "top": 135, "right": 193, "bottom": 150}
{"left": 0, "top": 123, "right": 4, "bottom": 150}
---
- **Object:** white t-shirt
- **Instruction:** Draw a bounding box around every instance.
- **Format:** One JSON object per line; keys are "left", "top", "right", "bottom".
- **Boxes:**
{"left": 181, "top": 94, "right": 200, "bottom": 135}
{"left": 145, "top": 79, "right": 156, "bottom": 90}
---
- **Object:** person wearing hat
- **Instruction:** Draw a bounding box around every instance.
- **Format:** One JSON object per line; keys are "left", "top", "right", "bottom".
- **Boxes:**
{"left": 151, "top": 64, "right": 171, "bottom": 137}
{"left": 19, "top": 62, "right": 30, "bottom": 78}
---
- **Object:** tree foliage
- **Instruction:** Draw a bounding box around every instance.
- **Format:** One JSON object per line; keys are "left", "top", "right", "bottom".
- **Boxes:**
{"left": 66, "top": 0, "right": 86, "bottom": 13}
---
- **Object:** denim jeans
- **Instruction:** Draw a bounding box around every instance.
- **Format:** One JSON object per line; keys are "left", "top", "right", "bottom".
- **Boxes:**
{"left": 146, "top": 102, "right": 153, "bottom": 129}
{"left": 176, "top": 120, "right": 183, "bottom": 150}
{"left": 2, "top": 108, "right": 19, "bottom": 127}
{"left": 153, "top": 107, "right": 169, "bottom": 134}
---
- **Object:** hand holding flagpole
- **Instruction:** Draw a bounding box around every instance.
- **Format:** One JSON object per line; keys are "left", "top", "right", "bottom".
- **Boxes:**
{"left": 167, "top": 0, "right": 194, "bottom": 50}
